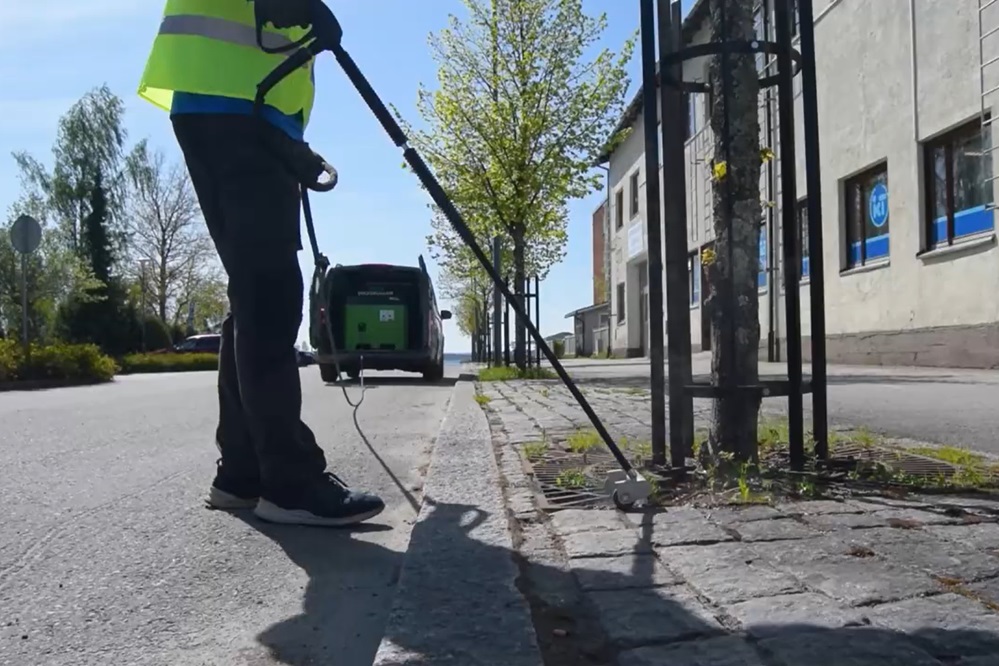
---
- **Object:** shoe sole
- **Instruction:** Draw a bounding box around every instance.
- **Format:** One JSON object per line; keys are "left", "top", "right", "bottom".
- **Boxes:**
{"left": 207, "top": 486, "right": 259, "bottom": 510}
{"left": 254, "top": 499, "right": 385, "bottom": 526}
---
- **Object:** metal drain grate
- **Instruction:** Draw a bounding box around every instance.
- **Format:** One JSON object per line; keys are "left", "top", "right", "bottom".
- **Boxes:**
{"left": 832, "top": 444, "right": 964, "bottom": 479}
{"left": 528, "top": 449, "right": 619, "bottom": 509}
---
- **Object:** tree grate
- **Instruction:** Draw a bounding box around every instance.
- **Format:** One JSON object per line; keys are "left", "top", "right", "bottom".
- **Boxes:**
{"left": 527, "top": 449, "right": 620, "bottom": 510}
{"left": 831, "top": 444, "right": 997, "bottom": 482}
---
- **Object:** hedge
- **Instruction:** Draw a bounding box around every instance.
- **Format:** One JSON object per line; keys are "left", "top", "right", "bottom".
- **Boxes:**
{"left": 118, "top": 352, "right": 219, "bottom": 374}
{"left": 0, "top": 339, "right": 117, "bottom": 385}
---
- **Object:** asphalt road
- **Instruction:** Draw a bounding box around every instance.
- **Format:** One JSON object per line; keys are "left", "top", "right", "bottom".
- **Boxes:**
{"left": 0, "top": 366, "right": 458, "bottom": 666}
{"left": 557, "top": 355, "right": 999, "bottom": 456}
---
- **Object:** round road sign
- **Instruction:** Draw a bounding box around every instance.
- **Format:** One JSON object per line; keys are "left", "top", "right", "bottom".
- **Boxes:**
{"left": 10, "top": 215, "right": 41, "bottom": 254}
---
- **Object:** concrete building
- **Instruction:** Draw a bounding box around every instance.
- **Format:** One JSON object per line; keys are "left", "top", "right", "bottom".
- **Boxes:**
{"left": 600, "top": 0, "right": 999, "bottom": 367}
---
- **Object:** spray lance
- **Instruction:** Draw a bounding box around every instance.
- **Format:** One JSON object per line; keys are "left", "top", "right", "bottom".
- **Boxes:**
{"left": 251, "top": 0, "right": 652, "bottom": 509}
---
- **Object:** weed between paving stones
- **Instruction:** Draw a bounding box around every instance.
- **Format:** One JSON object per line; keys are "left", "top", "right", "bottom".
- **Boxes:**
{"left": 488, "top": 383, "right": 999, "bottom": 509}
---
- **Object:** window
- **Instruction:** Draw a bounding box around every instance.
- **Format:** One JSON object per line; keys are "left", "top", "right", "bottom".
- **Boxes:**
{"left": 629, "top": 171, "right": 640, "bottom": 217}
{"left": 758, "top": 222, "right": 768, "bottom": 289}
{"left": 616, "top": 282, "right": 626, "bottom": 324}
{"left": 844, "top": 162, "right": 890, "bottom": 269}
{"left": 688, "top": 252, "right": 700, "bottom": 307}
{"left": 615, "top": 190, "right": 624, "bottom": 229}
{"left": 686, "top": 93, "right": 697, "bottom": 140}
{"left": 798, "top": 198, "right": 810, "bottom": 279}
{"left": 924, "top": 118, "right": 994, "bottom": 248}
{"left": 753, "top": 5, "right": 765, "bottom": 73}
{"left": 791, "top": 0, "right": 799, "bottom": 37}
{"left": 657, "top": 121, "right": 663, "bottom": 166}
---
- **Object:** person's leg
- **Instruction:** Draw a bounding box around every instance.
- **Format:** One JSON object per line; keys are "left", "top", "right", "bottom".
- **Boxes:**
{"left": 173, "top": 118, "right": 260, "bottom": 509}
{"left": 208, "top": 311, "right": 262, "bottom": 508}
{"left": 172, "top": 114, "right": 383, "bottom": 526}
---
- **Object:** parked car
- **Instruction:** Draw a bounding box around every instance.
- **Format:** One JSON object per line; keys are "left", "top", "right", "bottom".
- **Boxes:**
{"left": 171, "top": 333, "right": 221, "bottom": 354}
{"left": 297, "top": 349, "right": 316, "bottom": 367}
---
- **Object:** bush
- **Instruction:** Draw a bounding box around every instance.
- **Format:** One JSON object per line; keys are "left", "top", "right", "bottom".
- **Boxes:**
{"left": 553, "top": 339, "right": 566, "bottom": 359}
{"left": 142, "top": 317, "right": 173, "bottom": 351}
{"left": 119, "top": 352, "right": 218, "bottom": 374}
{"left": 0, "top": 339, "right": 117, "bottom": 384}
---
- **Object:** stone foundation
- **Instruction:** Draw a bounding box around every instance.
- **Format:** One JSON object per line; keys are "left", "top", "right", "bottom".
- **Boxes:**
{"left": 655, "top": 322, "right": 999, "bottom": 369}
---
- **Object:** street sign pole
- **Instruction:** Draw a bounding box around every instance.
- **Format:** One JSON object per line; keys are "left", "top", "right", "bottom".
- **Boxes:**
{"left": 9, "top": 215, "right": 42, "bottom": 356}
{"left": 20, "top": 253, "right": 27, "bottom": 353}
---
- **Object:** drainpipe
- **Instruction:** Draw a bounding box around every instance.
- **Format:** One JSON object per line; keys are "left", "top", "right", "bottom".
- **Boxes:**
{"left": 909, "top": 0, "right": 919, "bottom": 142}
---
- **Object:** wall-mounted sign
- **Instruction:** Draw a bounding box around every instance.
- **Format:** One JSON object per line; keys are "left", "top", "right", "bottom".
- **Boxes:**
{"left": 627, "top": 223, "right": 644, "bottom": 260}
{"left": 869, "top": 182, "right": 888, "bottom": 228}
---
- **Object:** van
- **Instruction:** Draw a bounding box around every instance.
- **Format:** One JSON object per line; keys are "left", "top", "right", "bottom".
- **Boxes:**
{"left": 309, "top": 256, "right": 451, "bottom": 382}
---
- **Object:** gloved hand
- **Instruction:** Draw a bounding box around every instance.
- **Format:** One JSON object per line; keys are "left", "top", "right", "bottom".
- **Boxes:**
{"left": 255, "top": 0, "right": 313, "bottom": 29}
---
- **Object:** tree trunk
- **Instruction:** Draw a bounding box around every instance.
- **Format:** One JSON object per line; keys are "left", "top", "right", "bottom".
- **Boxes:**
{"left": 706, "top": 0, "right": 762, "bottom": 463}
{"left": 512, "top": 225, "right": 527, "bottom": 371}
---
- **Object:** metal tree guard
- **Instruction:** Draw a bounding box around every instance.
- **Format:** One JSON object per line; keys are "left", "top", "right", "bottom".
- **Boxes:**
{"left": 650, "top": 0, "right": 829, "bottom": 470}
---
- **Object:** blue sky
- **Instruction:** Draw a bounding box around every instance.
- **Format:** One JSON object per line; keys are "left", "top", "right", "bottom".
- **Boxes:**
{"left": 0, "top": 0, "right": 692, "bottom": 353}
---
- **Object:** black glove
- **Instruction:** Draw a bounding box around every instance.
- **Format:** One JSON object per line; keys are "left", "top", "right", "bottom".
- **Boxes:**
{"left": 255, "top": 0, "right": 313, "bottom": 29}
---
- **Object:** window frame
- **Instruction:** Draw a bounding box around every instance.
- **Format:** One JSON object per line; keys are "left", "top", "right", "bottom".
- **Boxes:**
{"left": 758, "top": 220, "right": 768, "bottom": 292}
{"left": 843, "top": 161, "right": 890, "bottom": 270}
{"left": 629, "top": 171, "right": 640, "bottom": 218}
{"left": 797, "top": 197, "right": 810, "bottom": 281}
{"left": 615, "top": 189, "right": 624, "bottom": 230}
{"left": 615, "top": 282, "right": 626, "bottom": 325}
{"left": 922, "top": 117, "right": 994, "bottom": 250}
{"left": 688, "top": 251, "right": 700, "bottom": 308}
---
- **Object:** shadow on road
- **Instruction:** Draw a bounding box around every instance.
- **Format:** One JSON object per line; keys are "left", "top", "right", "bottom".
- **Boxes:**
{"left": 227, "top": 498, "right": 999, "bottom": 665}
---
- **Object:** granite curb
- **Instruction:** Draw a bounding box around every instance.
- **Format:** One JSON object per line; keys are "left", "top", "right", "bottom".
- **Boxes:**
{"left": 372, "top": 378, "right": 542, "bottom": 665}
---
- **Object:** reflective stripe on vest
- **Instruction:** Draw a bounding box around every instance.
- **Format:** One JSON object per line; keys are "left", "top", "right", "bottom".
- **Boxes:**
{"left": 158, "top": 14, "right": 303, "bottom": 55}
{"left": 137, "top": 2, "right": 315, "bottom": 126}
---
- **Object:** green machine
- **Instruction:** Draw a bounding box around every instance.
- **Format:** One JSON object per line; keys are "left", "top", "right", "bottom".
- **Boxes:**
{"left": 343, "top": 301, "right": 408, "bottom": 351}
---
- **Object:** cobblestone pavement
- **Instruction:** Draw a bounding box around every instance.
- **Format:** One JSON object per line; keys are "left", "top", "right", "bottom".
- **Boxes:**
{"left": 479, "top": 378, "right": 999, "bottom": 666}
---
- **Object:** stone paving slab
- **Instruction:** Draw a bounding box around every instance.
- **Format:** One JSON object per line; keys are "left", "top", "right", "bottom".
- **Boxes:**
{"left": 479, "top": 378, "right": 999, "bottom": 665}
{"left": 865, "top": 593, "right": 999, "bottom": 659}
{"left": 758, "top": 627, "right": 943, "bottom": 666}
{"left": 550, "top": 508, "right": 633, "bottom": 536}
{"left": 560, "top": 528, "right": 652, "bottom": 559}
{"left": 588, "top": 585, "right": 725, "bottom": 648}
{"left": 725, "top": 592, "right": 870, "bottom": 638}
{"left": 728, "top": 517, "right": 822, "bottom": 542}
{"left": 660, "top": 543, "right": 803, "bottom": 605}
{"left": 625, "top": 507, "right": 735, "bottom": 546}
{"left": 618, "top": 635, "right": 767, "bottom": 666}
{"left": 572, "top": 553, "right": 680, "bottom": 591}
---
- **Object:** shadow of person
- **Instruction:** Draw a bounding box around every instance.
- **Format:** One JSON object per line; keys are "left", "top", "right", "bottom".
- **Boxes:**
{"left": 231, "top": 500, "right": 999, "bottom": 666}
{"left": 230, "top": 512, "right": 400, "bottom": 666}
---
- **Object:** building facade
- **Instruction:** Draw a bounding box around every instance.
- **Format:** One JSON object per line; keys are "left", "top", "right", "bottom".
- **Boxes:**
{"left": 592, "top": 201, "right": 609, "bottom": 305}
{"left": 602, "top": 0, "right": 999, "bottom": 367}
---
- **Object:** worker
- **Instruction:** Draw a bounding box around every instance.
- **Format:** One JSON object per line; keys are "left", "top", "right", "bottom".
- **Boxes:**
{"left": 136, "top": 0, "right": 385, "bottom": 526}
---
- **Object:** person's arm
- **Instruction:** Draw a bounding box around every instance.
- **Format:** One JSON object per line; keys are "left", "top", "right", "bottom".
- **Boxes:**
{"left": 252, "top": 0, "right": 313, "bottom": 29}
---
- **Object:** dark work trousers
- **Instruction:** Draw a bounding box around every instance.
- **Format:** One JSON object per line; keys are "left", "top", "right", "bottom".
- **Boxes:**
{"left": 172, "top": 113, "right": 327, "bottom": 491}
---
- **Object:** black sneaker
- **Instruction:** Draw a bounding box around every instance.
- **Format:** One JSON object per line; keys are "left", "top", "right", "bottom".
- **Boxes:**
{"left": 254, "top": 472, "right": 385, "bottom": 526}
{"left": 207, "top": 459, "right": 261, "bottom": 510}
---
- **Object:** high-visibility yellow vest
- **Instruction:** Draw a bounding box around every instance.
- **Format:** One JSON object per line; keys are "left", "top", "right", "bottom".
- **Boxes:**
{"left": 137, "top": 0, "right": 316, "bottom": 127}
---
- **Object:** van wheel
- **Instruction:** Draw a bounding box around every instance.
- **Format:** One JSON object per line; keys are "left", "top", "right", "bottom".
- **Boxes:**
{"left": 319, "top": 364, "right": 339, "bottom": 383}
